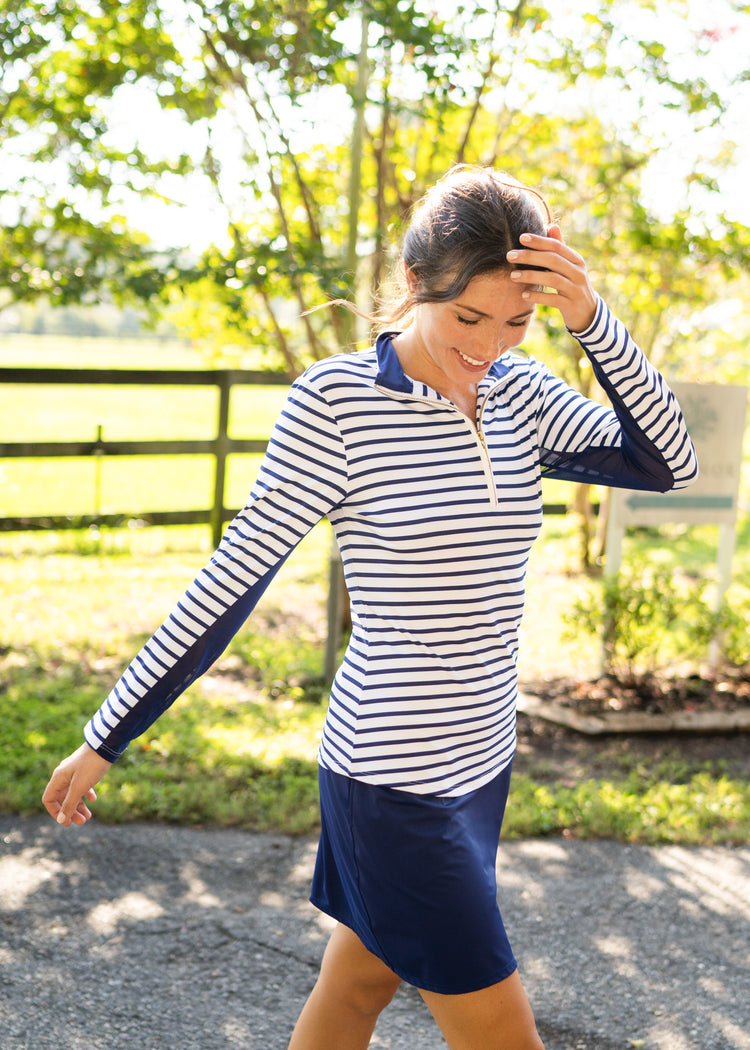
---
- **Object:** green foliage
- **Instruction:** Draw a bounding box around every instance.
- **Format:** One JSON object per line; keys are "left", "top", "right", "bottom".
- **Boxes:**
{"left": 716, "top": 583, "right": 750, "bottom": 668}
{"left": 0, "top": 0, "right": 196, "bottom": 306}
{"left": 0, "top": 650, "right": 107, "bottom": 817}
{"left": 0, "top": 518, "right": 333, "bottom": 833}
{"left": 564, "top": 561, "right": 722, "bottom": 683}
{"left": 3, "top": 635, "right": 747, "bottom": 841}
{"left": 1, "top": 514, "right": 748, "bottom": 843}
{"left": 0, "top": 645, "right": 323, "bottom": 833}
{"left": 2, "top": 0, "right": 749, "bottom": 384}
{"left": 2, "top": 503, "right": 743, "bottom": 839}
{"left": 506, "top": 769, "right": 750, "bottom": 845}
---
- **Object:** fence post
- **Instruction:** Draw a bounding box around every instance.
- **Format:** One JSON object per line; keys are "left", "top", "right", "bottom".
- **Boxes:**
{"left": 324, "top": 535, "right": 345, "bottom": 683}
{"left": 211, "top": 372, "right": 232, "bottom": 548}
{"left": 94, "top": 423, "right": 104, "bottom": 517}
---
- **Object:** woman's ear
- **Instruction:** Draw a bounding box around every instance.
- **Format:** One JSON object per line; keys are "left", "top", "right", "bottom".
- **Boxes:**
{"left": 404, "top": 264, "right": 419, "bottom": 293}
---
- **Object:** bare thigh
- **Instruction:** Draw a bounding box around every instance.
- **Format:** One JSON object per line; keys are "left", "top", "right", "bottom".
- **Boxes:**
{"left": 420, "top": 969, "right": 544, "bottom": 1050}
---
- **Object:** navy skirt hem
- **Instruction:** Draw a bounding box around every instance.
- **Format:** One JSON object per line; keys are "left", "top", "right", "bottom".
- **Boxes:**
{"left": 309, "top": 763, "right": 517, "bottom": 995}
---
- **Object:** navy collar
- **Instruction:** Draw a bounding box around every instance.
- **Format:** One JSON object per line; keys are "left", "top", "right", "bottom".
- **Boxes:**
{"left": 375, "top": 331, "right": 412, "bottom": 393}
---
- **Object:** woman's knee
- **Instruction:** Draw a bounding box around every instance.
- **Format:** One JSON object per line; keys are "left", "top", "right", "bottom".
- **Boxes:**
{"left": 318, "top": 924, "right": 402, "bottom": 1018}
{"left": 343, "top": 969, "right": 402, "bottom": 1018}
{"left": 420, "top": 969, "right": 543, "bottom": 1050}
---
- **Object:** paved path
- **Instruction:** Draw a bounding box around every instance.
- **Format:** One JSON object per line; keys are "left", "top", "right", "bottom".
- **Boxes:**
{"left": 1, "top": 816, "right": 749, "bottom": 1050}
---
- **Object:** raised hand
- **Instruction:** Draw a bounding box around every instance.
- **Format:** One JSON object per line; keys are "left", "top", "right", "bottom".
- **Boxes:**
{"left": 507, "top": 224, "right": 598, "bottom": 335}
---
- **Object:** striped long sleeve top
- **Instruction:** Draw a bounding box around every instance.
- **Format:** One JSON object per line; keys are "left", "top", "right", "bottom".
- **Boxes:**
{"left": 84, "top": 297, "right": 698, "bottom": 797}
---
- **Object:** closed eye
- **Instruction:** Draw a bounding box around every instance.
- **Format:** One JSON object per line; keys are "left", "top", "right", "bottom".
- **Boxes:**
{"left": 457, "top": 315, "right": 480, "bottom": 326}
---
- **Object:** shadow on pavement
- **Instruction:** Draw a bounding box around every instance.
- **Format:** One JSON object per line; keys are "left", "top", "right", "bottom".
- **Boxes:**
{"left": 1, "top": 816, "right": 748, "bottom": 1050}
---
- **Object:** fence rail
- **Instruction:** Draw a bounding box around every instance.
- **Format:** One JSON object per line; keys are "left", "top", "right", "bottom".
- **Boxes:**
{"left": 0, "top": 365, "right": 288, "bottom": 547}
{"left": 0, "top": 366, "right": 287, "bottom": 385}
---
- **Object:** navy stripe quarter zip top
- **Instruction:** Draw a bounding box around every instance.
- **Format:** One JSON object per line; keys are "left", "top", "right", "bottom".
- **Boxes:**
{"left": 85, "top": 298, "right": 698, "bottom": 797}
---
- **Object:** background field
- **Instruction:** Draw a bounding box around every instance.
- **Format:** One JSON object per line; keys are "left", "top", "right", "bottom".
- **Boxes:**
{"left": 0, "top": 333, "right": 289, "bottom": 517}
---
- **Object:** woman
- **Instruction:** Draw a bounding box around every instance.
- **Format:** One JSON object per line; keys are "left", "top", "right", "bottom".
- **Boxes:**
{"left": 43, "top": 166, "right": 698, "bottom": 1050}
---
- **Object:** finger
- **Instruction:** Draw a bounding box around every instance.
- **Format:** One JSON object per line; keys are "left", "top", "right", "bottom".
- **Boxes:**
{"left": 509, "top": 248, "right": 584, "bottom": 278}
{"left": 509, "top": 268, "right": 586, "bottom": 309}
{"left": 546, "top": 222, "right": 563, "bottom": 244}
{"left": 42, "top": 777, "right": 67, "bottom": 822}
{"left": 520, "top": 229, "right": 569, "bottom": 251}
{"left": 42, "top": 772, "right": 76, "bottom": 826}
{"left": 42, "top": 795, "right": 64, "bottom": 822}
{"left": 56, "top": 804, "right": 87, "bottom": 827}
{"left": 70, "top": 803, "right": 93, "bottom": 826}
{"left": 55, "top": 778, "right": 94, "bottom": 826}
{"left": 509, "top": 267, "right": 564, "bottom": 291}
{"left": 517, "top": 289, "right": 566, "bottom": 310}
{"left": 69, "top": 788, "right": 98, "bottom": 825}
{"left": 515, "top": 231, "right": 585, "bottom": 267}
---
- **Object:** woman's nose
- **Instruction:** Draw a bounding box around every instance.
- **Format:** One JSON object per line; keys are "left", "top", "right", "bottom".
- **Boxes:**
{"left": 470, "top": 330, "right": 503, "bottom": 359}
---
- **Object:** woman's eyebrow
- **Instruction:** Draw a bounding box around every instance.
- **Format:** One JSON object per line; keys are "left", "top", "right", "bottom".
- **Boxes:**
{"left": 454, "top": 301, "right": 534, "bottom": 322}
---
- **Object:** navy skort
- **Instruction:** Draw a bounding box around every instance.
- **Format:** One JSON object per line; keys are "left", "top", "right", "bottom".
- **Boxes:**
{"left": 310, "top": 763, "right": 517, "bottom": 994}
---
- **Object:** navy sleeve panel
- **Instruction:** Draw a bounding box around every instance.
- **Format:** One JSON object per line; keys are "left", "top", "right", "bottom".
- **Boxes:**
{"left": 85, "top": 553, "right": 293, "bottom": 762}
{"left": 539, "top": 363, "right": 675, "bottom": 490}
{"left": 536, "top": 298, "right": 698, "bottom": 492}
{"left": 541, "top": 439, "right": 671, "bottom": 491}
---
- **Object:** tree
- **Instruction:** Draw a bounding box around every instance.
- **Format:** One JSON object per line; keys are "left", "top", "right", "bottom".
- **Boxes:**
{"left": 2, "top": 4, "right": 748, "bottom": 403}
{"left": 0, "top": 0, "right": 197, "bottom": 309}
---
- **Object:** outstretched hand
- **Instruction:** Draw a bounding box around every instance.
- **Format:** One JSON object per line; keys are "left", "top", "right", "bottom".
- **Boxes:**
{"left": 42, "top": 743, "right": 113, "bottom": 827}
{"left": 507, "top": 224, "right": 598, "bottom": 334}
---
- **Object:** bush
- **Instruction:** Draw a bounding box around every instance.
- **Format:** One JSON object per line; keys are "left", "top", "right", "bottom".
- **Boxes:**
{"left": 564, "top": 562, "right": 722, "bottom": 684}
{"left": 717, "top": 584, "right": 750, "bottom": 669}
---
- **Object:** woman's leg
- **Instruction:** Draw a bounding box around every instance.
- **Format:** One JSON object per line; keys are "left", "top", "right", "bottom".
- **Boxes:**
{"left": 419, "top": 968, "right": 544, "bottom": 1050}
{"left": 287, "top": 923, "right": 402, "bottom": 1050}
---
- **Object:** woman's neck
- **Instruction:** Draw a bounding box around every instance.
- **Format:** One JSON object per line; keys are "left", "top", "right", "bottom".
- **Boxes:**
{"left": 392, "top": 329, "right": 478, "bottom": 425}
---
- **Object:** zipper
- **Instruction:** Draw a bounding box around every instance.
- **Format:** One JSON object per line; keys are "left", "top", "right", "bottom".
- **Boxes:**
{"left": 474, "top": 426, "right": 498, "bottom": 507}
{"left": 375, "top": 381, "right": 502, "bottom": 508}
{"left": 475, "top": 383, "right": 502, "bottom": 507}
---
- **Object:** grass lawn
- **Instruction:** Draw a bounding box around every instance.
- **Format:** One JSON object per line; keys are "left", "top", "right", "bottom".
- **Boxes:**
{"left": 0, "top": 365, "right": 288, "bottom": 518}
{"left": 2, "top": 516, "right": 748, "bottom": 843}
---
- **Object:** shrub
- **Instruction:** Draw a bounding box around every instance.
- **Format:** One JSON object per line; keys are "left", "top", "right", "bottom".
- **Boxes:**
{"left": 716, "top": 584, "right": 750, "bottom": 669}
{"left": 564, "top": 562, "right": 722, "bottom": 684}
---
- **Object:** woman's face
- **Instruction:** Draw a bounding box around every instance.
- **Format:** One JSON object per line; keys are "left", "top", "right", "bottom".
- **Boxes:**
{"left": 403, "top": 268, "right": 535, "bottom": 393}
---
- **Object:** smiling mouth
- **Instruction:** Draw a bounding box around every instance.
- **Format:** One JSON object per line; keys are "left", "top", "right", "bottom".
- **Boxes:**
{"left": 456, "top": 348, "right": 491, "bottom": 368}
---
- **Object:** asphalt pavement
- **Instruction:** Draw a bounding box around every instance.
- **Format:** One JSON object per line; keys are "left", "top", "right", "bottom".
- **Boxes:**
{"left": 1, "top": 815, "right": 749, "bottom": 1050}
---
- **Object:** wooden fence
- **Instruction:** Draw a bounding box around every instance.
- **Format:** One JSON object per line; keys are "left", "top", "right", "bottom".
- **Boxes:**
{"left": 0, "top": 364, "right": 351, "bottom": 679}
{"left": 1, "top": 365, "right": 577, "bottom": 681}
{"left": 0, "top": 365, "right": 289, "bottom": 548}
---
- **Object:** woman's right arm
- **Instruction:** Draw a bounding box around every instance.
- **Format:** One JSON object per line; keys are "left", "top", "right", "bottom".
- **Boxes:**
{"left": 42, "top": 373, "right": 349, "bottom": 821}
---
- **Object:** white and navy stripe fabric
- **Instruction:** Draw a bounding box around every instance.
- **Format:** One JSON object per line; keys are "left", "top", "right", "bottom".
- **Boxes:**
{"left": 84, "top": 297, "right": 697, "bottom": 796}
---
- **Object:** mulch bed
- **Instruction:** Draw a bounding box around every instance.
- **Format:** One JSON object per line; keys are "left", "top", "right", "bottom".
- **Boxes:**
{"left": 517, "top": 669, "right": 750, "bottom": 737}
{"left": 514, "top": 670, "right": 750, "bottom": 783}
{"left": 524, "top": 669, "right": 750, "bottom": 718}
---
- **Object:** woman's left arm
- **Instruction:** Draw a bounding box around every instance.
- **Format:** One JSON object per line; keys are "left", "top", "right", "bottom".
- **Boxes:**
{"left": 507, "top": 227, "right": 699, "bottom": 492}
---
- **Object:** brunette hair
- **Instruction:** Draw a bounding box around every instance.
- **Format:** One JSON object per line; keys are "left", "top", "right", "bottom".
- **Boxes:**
{"left": 388, "top": 165, "right": 551, "bottom": 323}
{"left": 308, "top": 165, "right": 552, "bottom": 330}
